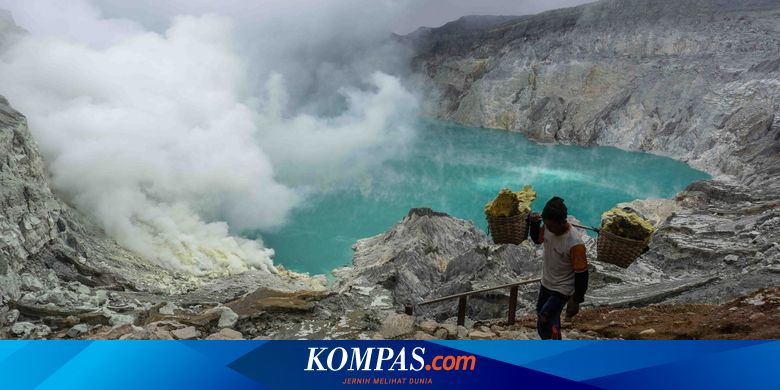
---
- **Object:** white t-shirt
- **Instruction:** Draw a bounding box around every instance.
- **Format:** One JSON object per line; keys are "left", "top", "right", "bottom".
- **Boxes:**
{"left": 540, "top": 224, "right": 587, "bottom": 296}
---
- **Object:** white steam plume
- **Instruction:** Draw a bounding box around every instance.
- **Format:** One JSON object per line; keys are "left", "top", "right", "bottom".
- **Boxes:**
{"left": 0, "top": 0, "right": 417, "bottom": 276}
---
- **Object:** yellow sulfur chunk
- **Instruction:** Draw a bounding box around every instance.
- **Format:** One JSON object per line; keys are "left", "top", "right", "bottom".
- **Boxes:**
{"left": 600, "top": 207, "right": 655, "bottom": 242}
{"left": 515, "top": 185, "right": 537, "bottom": 214}
{"left": 485, "top": 185, "right": 537, "bottom": 217}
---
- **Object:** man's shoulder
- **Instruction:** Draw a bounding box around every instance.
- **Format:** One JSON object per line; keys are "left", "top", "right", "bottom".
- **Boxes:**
{"left": 564, "top": 226, "right": 585, "bottom": 247}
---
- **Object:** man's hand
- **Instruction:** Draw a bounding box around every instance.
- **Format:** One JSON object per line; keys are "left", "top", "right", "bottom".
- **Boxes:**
{"left": 529, "top": 212, "right": 542, "bottom": 223}
{"left": 565, "top": 297, "right": 580, "bottom": 320}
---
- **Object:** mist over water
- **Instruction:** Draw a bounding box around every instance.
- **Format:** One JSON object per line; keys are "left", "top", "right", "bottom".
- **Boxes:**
{"left": 256, "top": 120, "right": 710, "bottom": 275}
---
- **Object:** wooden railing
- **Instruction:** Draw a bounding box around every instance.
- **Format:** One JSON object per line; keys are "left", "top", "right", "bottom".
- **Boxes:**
{"left": 404, "top": 277, "right": 541, "bottom": 326}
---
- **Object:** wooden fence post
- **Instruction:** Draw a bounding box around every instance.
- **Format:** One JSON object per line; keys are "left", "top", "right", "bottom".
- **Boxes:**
{"left": 508, "top": 286, "right": 518, "bottom": 324}
{"left": 457, "top": 296, "right": 467, "bottom": 326}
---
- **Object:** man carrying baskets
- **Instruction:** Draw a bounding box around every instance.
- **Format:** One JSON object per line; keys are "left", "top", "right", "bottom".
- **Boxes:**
{"left": 528, "top": 197, "right": 589, "bottom": 340}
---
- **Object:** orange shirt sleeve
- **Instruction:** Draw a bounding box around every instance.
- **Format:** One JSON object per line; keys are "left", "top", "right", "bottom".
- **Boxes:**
{"left": 570, "top": 244, "right": 587, "bottom": 273}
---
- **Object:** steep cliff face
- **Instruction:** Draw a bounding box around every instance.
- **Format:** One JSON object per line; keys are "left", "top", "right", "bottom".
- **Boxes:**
{"left": 0, "top": 97, "right": 202, "bottom": 300}
{"left": 405, "top": 0, "right": 780, "bottom": 183}
{"left": 0, "top": 97, "right": 325, "bottom": 339}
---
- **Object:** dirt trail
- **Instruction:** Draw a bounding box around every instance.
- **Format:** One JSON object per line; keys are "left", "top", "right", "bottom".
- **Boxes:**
{"left": 510, "top": 287, "right": 780, "bottom": 339}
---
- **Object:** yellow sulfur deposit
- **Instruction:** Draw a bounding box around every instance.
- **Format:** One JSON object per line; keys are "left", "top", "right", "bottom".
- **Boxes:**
{"left": 515, "top": 185, "right": 537, "bottom": 214}
{"left": 485, "top": 185, "right": 537, "bottom": 217}
{"left": 485, "top": 189, "right": 518, "bottom": 217}
{"left": 600, "top": 207, "right": 655, "bottom": 242}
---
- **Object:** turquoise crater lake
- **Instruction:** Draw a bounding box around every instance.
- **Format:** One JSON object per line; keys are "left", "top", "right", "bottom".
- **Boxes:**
{"left": 252, "top": 120, "right": 710, "bottom": 275}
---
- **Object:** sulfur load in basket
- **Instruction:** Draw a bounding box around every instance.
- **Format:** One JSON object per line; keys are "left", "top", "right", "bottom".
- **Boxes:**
{"left": 484, "top": 186, "right": 536, "bottom": 244}
{"left": 596, "top": 207, "right": 655, "bottom": 268}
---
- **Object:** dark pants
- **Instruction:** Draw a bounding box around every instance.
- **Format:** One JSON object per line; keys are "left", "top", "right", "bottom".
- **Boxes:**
{"left": 536, "top": 285, "right": 569, "bottom": 340}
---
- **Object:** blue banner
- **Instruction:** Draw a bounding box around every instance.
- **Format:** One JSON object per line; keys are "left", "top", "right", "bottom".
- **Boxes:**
{"left": 0, "top": 340, "right": 777, "bottom": 389}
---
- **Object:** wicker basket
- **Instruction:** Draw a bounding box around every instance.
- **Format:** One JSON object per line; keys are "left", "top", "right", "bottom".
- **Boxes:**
{"left": 486, "top": 213, "right": 529, "bottom": 245}
{"left": 596, "top": 230, "right": 647, "bottom": 268}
